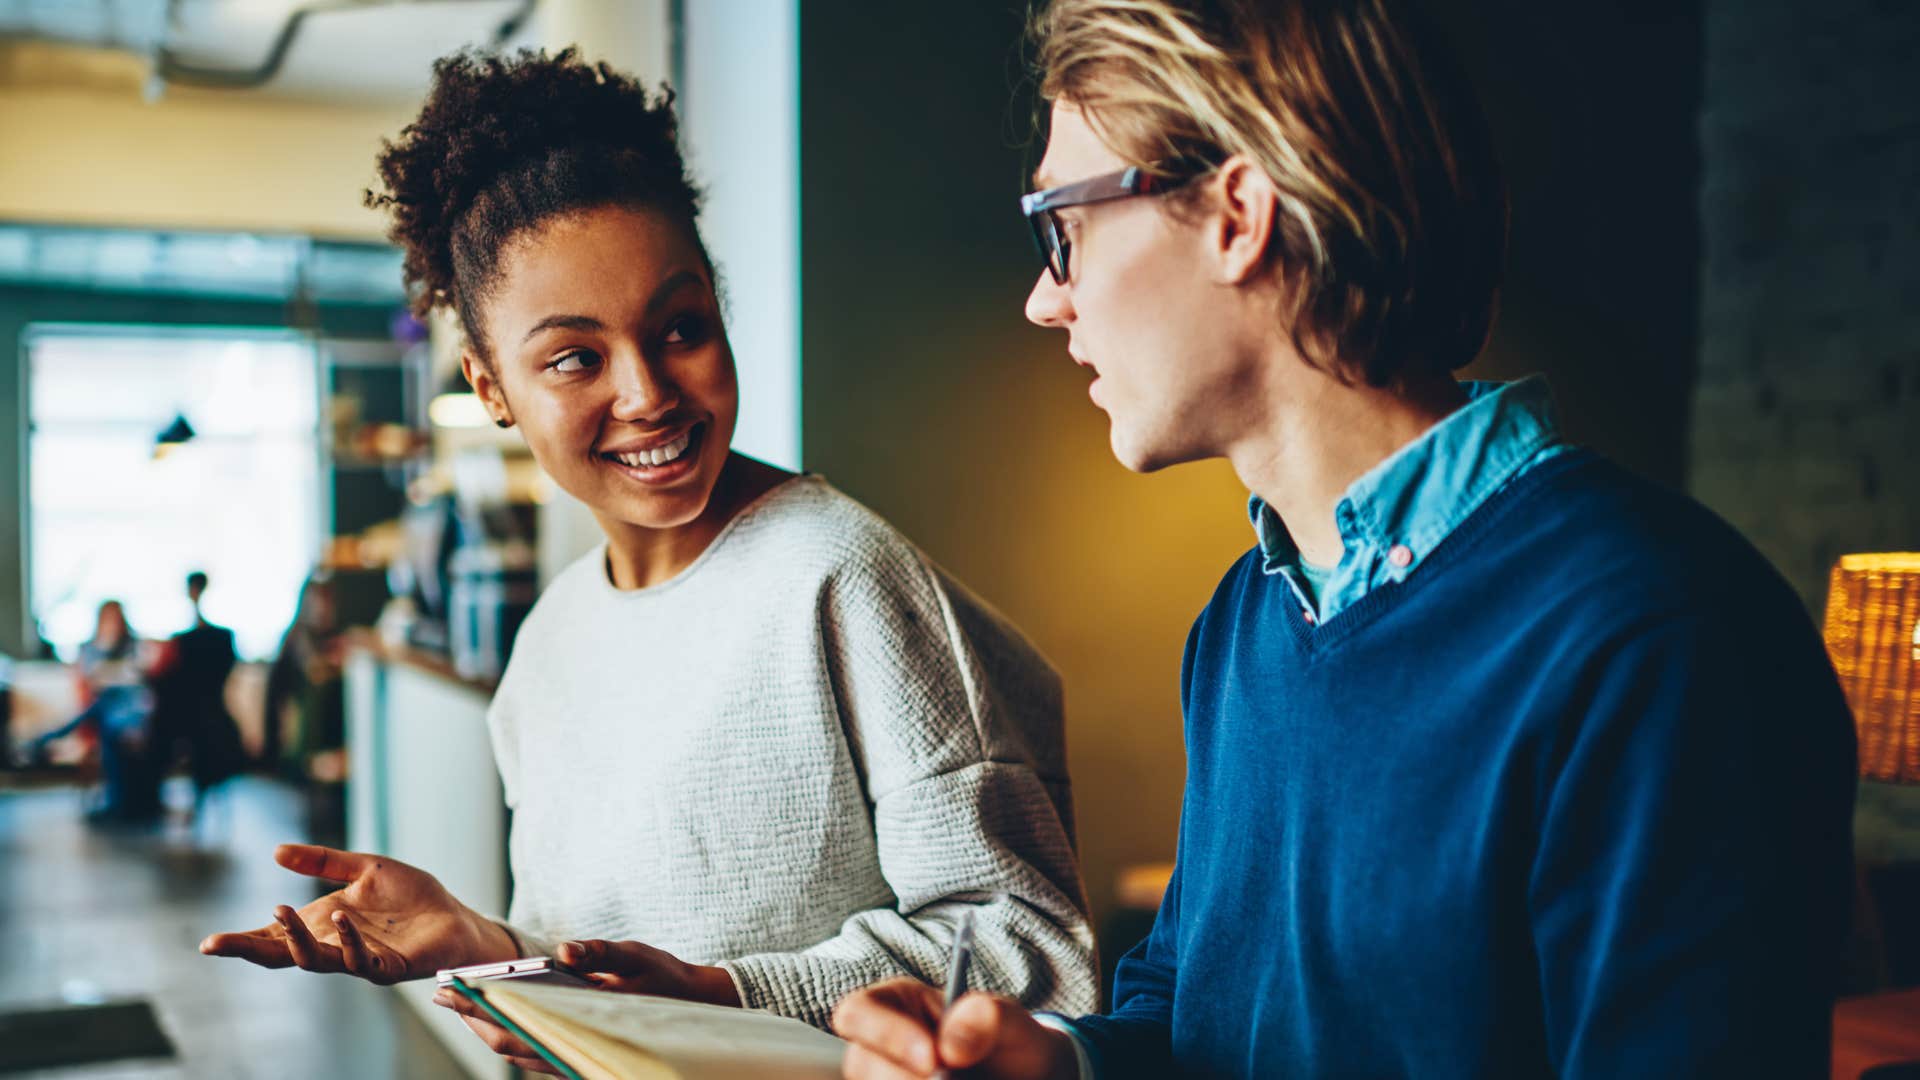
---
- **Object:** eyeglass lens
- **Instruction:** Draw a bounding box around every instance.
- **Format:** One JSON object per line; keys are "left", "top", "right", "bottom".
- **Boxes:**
{"left": 1030, "top": 210, "right": 1069, "bottom": 284}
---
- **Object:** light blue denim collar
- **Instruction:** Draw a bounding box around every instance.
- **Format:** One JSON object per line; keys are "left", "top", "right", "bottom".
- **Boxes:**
{"left": 1249, "top": 376, "right": 1567, "bottom": 621}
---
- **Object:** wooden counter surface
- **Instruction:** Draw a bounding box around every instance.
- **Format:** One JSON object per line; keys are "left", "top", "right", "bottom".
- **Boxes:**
{"left": 341, "top": 627, "right": 496, "bottom": 696}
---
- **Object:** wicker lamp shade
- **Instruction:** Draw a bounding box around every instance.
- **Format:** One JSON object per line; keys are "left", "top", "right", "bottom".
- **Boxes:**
{"left": 1823, "top": 553, "right": 1920, "bottom": 784}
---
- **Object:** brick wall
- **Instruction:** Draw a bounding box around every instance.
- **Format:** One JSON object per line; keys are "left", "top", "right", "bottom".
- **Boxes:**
{"left": 1692, "top": 0, "right": 1920, "bottom": 613}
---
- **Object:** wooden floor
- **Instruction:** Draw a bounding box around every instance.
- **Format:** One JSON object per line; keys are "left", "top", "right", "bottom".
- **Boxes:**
{"left": 0, "top": 775, "right": 470, "bottom": 1079}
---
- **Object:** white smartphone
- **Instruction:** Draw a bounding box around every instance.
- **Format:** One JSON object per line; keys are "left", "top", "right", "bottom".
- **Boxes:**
{"left": 434, "top": 956, "right": 593, "bottom": 989}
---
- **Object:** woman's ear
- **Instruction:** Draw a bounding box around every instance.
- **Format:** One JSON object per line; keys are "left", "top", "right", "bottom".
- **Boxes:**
{"left": 461, "top": 351, "right": 513, "bottom": 429}
{"left": 1206, "top": 156, "right": 1280, "bottom": 286}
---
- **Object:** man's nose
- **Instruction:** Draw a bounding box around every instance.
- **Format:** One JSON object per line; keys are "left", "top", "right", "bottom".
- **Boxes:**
{"left": 1025, "top": 269, "right": 1073, "bottom": 328}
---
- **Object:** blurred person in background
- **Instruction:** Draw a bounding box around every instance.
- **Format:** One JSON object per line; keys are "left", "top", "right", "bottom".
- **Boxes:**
{"left": 262, "top": 571, "right": 344, "bottom": 775}
{"left": 149, "top": 570, "right": 245, "bottom": 818}
{"left": 29, "top": 599, "right": 161, "bottom": 822}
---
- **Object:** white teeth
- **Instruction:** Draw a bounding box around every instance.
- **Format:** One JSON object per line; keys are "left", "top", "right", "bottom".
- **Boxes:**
{"left": 611, "top": 431, "right": 693, "bottom": 469}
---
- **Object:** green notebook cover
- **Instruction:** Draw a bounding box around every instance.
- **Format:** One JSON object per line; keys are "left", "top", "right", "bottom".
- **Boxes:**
{"left": 447, "top": 975, "right": 588, "bottom": 1080}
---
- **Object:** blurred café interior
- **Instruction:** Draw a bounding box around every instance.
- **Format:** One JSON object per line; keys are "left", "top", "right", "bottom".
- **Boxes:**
{"left": 0, "top": 0, "right": 1915, "bottom": 1077}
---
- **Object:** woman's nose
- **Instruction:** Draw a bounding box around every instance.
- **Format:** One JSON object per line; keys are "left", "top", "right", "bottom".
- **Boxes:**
{"left": 1025, "top": 269, "right": 1072, "bottom": 328}
{"left": 608, "top": 354, "right": 681, "bottom": 424}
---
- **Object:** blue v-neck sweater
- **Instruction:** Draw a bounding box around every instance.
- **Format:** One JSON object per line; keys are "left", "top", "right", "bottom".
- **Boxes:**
{"left": 1071, "top": 450, "right": 1856, "bottom": 1078}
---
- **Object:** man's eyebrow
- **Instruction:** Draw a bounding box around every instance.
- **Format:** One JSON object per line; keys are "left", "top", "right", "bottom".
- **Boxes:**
{"left": 522, "top": 314, "right": 604, "bottom": 343}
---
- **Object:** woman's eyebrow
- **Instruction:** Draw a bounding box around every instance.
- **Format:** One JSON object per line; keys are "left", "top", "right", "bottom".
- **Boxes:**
{"left": 521, "top": 314, "right": 604, "bottom": 344}
{"left": 518, "top": 270, "right": 705, "bottom": 344}
{"left": 644, "top": 269, "right": 705, "bottom": 317}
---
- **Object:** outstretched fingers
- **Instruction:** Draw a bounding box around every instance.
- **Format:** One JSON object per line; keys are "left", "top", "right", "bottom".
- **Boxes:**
{"left": 273, "top": 905, "right": 344, "bottom": 973}
{"left": 331, "top": 910, "right": 401, "bottom": 983}
{"left": 274, "top": 844, "right": 375, "bottom": 884}
{"left": 198, "top": 926, "right": 294, "bottom": 968}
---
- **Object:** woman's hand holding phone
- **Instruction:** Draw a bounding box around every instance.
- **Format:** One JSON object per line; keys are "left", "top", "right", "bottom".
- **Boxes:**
{"left": 197, "top": 843, "right": 517, "bottom": 984}
{"left": 549, "top": 939, "right": 740, "bottom": 1005}
{"left": 432, "top": 938, "right": 742, "bottom": 1074}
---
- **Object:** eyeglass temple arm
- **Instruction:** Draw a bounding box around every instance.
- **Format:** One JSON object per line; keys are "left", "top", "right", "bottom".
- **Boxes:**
{"left": 1020, "top": 166, "right": 1158, "bottom": 215}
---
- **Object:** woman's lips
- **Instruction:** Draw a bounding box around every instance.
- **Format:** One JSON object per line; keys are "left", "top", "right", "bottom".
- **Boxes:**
{"left": 600, "top": 422, "right": 703, "bottom": 485}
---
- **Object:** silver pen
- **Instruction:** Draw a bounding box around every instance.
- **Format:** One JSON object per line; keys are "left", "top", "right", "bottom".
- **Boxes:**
{"left": 935, "top": 909, "right": 977, "bottom": 1080}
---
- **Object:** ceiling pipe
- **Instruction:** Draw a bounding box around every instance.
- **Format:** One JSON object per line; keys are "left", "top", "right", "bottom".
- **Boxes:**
{"left": 151, "top": 0, "right": 536, "bottom": 91}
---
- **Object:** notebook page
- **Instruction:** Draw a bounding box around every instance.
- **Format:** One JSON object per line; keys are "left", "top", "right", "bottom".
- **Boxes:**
{"left": 487, "top": 982, "right": 845, "bottom": 1080}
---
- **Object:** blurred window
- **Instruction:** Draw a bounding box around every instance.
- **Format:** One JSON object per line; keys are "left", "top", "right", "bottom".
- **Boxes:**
{"left": 0, "top": 224, "right": 405, "bottom": 305}
{"left": 26, "top": 326, "right": 321, "bottom": 660}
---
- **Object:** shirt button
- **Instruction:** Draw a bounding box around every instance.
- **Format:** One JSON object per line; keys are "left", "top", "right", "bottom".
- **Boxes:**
{"left": 1302, "top": 608, "right": 1316, "bottom": 624}
{"left": 1388, "top": 544, "right": 1413, "bottom": 568}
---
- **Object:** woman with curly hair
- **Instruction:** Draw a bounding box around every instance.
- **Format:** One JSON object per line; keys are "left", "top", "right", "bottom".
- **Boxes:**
{"left": 200, "top": 47, "right": 1098, "bottom": 1066}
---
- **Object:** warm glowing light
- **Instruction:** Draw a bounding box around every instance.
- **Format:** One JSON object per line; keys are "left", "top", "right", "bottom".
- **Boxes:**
{"left": 429, "top": 392, "right": 490, "bottom": 428}
{"left": 1824, "top": 553, "right": 1920, "bottom": 785}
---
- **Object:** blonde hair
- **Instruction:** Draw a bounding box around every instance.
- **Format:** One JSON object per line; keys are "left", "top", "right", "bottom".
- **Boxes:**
{"left": 1031, "top": 0, "right": 1506, "bottom": 385}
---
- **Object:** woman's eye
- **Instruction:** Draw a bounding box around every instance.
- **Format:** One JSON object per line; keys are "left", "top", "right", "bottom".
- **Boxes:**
{"left": 664, "top": 314, "right": 709, "bottom": 345}
{"left": 549, "top": 349, "right": 599, "bottom": 373}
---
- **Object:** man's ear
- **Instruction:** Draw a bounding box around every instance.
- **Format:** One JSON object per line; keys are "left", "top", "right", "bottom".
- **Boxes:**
{"left": 461, "top": 351, "right": 512, "bottom": 429}
{"left": 1206, "top": 155, "right": 1280, "bottom": 286}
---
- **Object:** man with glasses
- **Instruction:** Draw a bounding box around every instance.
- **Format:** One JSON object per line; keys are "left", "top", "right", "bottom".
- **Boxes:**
{"left": 831, "top": 0, "right": 1857, "bottom": 1077}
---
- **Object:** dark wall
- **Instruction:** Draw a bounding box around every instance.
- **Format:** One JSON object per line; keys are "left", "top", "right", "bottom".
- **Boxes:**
{"left": 0, "top": 284, "right": 392, "bottom": 657}
{"left": 1438, "top": 0, "right": 1702, "bottom": 490}
{"left": 1689, "top": 0, "right": 1920, "bottom": 613}
{"left": 797, "top": 1, "right": 1703, "bottom": 923}
{"left": 1690, "top": 1, "right": 1920, "bottom": 973}
{"left": 801, "top": 1, "right": 1244, "bottom": 927}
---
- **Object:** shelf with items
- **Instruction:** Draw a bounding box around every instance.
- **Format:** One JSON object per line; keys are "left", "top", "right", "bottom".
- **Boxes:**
{"left": 331, "top": 422, "right": 431, "bottom": 469}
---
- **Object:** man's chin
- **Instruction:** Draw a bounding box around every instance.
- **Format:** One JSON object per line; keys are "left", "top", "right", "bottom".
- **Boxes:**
{"left": 1110, "top": 430, "right": 1171, "bottom": 475}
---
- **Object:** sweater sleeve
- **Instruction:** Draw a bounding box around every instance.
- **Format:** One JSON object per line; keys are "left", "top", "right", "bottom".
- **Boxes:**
{"left": 719, "top": 540, "right": 1099, "bottom": 1029}
{"left": 1529, "top": 608, "right": 1856, "bottom": 1078}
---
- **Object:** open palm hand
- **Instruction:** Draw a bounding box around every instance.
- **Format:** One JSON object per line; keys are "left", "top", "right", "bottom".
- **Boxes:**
{"left": 199, "top": 844, "right": 515, "bottom": 985}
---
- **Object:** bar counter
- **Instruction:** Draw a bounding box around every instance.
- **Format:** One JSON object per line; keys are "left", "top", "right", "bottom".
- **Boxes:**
{"left": 343, "top": 629, "right": 511, "bottom": 1080}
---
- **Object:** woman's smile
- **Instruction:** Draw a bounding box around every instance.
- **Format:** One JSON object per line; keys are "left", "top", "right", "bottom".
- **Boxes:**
{"left": 465, "top": 204, "right": 742, "bottom": 547}
{"left": 596, "top": 421, "right": 705, "bottom": 487}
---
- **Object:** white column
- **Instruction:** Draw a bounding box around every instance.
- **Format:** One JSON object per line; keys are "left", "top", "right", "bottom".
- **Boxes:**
{"left": 679, "top": 0, "right": 802, "bottom": 470}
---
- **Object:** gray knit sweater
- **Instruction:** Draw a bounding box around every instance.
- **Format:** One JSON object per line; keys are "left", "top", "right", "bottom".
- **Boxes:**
{"left": 487, "top": 475, "right": 1098, "bottom": 1028}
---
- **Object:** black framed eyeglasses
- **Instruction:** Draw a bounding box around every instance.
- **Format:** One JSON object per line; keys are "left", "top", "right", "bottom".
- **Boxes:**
{"left": 1019, "top": 163, "right": 1200, "bottom": 284}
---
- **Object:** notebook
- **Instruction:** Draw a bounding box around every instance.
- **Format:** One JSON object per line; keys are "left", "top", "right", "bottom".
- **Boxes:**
{"left": 447, "top": 978, "right": 846, "bottom": 1080}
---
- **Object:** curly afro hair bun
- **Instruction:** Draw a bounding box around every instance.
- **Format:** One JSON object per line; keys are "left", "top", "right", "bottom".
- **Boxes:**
{"left": 367, "top": 47, "right": 704, "bottom": 353}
